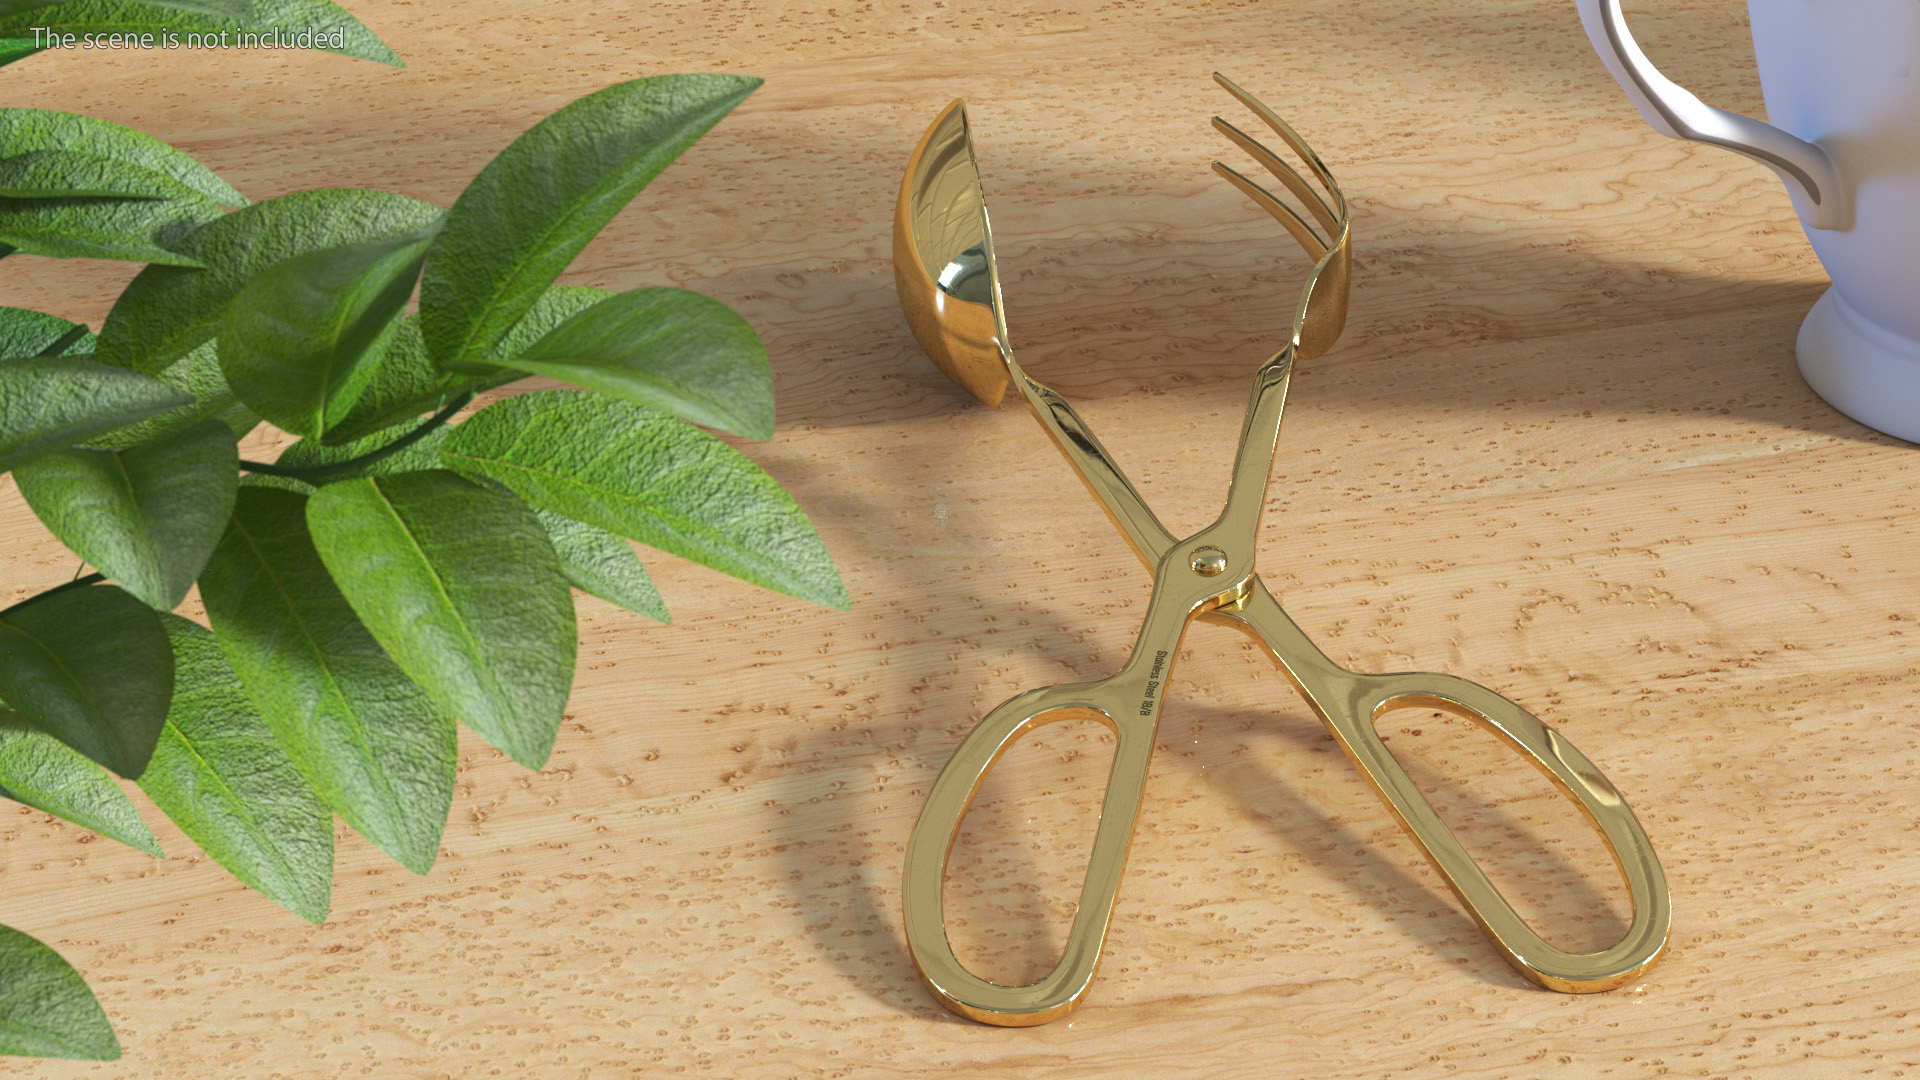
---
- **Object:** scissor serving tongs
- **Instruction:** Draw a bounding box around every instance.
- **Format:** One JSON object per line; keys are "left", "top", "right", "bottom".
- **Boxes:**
{"left": 892, "top": 76, "right": 1671, "bottom": 1026}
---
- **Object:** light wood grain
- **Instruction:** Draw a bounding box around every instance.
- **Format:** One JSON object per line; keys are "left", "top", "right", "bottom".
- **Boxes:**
{"left": 5, "top": 0, "right": 1919, "bottom": 1076}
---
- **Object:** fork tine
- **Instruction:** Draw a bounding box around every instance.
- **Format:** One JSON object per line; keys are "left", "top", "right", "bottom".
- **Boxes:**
{"left": 1209, "top": 75, "right": 1353, "bottom": 362}
{"left": 1212, "top": 72, "right": 1347, "bottom": 222}
{"left": 1211, "top": 117, "right": 1341, "bottom": 237}
{"left": 1211, "top": 161, "right": 1328, "bottom": 261}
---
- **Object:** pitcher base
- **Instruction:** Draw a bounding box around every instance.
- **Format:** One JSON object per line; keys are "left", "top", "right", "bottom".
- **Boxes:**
{"left": 1797, "top": 288, "right": 1920, "bottom": 445}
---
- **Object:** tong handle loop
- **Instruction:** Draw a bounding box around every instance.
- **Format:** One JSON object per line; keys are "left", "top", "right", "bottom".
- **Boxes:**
{"left": 1315, "top": 667, "right": 1671, "bottom": 991}
{"left": 902, "top": 683, "right": 1157, "bottom": 1026}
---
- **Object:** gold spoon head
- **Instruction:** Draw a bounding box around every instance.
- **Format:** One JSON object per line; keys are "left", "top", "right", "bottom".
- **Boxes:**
{"left": 893, "top": 99, "right": 1013, "bottom": 407}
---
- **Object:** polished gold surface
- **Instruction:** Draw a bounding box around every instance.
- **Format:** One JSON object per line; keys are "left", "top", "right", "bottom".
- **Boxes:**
{"left": 893, "top": 99, "right": 1011, "bottom": 408}
{"left": 895, "top": 76, "right": 1672, "bottom": 1027}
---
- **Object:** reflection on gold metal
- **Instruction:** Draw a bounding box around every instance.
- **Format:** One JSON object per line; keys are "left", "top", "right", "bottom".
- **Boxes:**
{"left": 893, "top": 101, "right": 1012, "bottom": 407}
{"left": 894, "top": 75, "right": 1672, "bottom": 1027}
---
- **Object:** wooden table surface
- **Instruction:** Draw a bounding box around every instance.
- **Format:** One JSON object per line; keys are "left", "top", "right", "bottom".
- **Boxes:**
{"left": 6, "top": 1, "right": 1919, "bottom": 1076}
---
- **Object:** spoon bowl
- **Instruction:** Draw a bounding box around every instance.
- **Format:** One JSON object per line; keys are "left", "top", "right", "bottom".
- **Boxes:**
{"left": 892, "top": 99, "right": 1013, "bottom": 407}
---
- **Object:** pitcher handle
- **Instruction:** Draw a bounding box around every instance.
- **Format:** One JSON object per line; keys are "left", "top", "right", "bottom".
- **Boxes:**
{"left": 1576, "top": 0, "right": 1845, "bottom": 230}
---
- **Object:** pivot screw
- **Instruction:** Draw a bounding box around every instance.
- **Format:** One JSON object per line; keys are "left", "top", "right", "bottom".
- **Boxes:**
{"left": 1189, "top": 546, "right": 1228, "bottom": 576}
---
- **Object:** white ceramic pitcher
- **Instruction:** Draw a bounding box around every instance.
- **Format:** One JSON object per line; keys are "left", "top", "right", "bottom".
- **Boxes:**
{"left": 1579, "top": 0, "right": 1920, "bottom": 444}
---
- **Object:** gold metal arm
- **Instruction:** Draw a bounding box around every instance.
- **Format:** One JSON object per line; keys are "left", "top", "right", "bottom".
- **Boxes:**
{"left": 1221, "top": 581, "right": 1671, "bottom": 992}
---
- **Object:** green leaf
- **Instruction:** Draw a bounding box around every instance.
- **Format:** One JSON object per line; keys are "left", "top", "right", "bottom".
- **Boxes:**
{"left": 308, "top": 470, "right": 575, "bottom": 768}
{"left": 0, "top": 117, "right": 233, "bottom": 266}
{"left": 490, "top": 284, "right": 621, "bottom": 365}
{"left": 270, "top": 428, "right": 666, "bottom": 620}
{"left": 138, "top": 615, "right": 333, "bottom": 923}
{"left": 0, "top": 355, "right": 189, "bottom": 472}
{"left": 243, "top": 0, "right": 402, "bottom": 66}
{"left": 0, "top": 0, "right": 249, "bottom": 18}
{"left": 536, "top": 508, "right": 667, "bottom": 622}
{"left": 0, "top": 0, "right": 399, "bottom": 65}
{"left": 0, "top": 584, "right": 172, "bottom": 778}
{"left": 0, "top": 710, "right": 162, "bottom": 856}
{"left": 236, "top": 469, "right": 310, "bottom": 495}
{"left": 0, "top": 107, "right": 244, "bottom": 206}
{"left": 322, "top": 284, "right": 614, "bottom": 446}
{"left": 85, "top": 339, "right": 258, "bottom": 451}
{"left": 0, "top": 148, "right": 179, "bottom": 198}
{"left": 274, "top": 412, "right": 449, "bottom": 484}
{"left": 15, "top": 420, "right": 238, "bottom": 609}
{"left": 500, "top": 287, "right": 774, "bottom": 439}
{"left": 0, "top": 185, "right": 222, "bottom": 265}
{"left": 198, "top": 486, "right": 455, "bottom": 873}
{"left": 0, "top": 926, "right": 119, "bottom": 1061}
{"left": 95, "top": 188, "right": 444, "bottom": 374}
{"left": 315, "top": 315, "right": 450, "bottom": 445}
{"left": 0, "top": 305, "right": 89, "bottom": 358}
{"left": 241, "top": 421, "right": 444, "bottom": 494}
{"left": 34, "top": 323, "right": 89, "bottom": 356}
{"left": 440, "top": 390, "right": 848, "bottom": 609}
{"left": 0, "top": 37, "right": 38, "bottom": 67}
{"left": 219, "top": 227, "right": 435, "bottom": 437}
{"left": 419, "top": 74, "right": 760, "bottom": 373}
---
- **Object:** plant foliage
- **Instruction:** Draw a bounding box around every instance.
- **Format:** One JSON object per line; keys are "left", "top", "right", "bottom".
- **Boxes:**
{"left": 0, "top": 69, "right": 843, "bottom": 1060}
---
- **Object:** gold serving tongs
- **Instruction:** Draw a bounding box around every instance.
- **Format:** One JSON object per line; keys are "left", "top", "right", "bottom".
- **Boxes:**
{"left": 893, "top": 75, "right": 1671, "bottom": 1027}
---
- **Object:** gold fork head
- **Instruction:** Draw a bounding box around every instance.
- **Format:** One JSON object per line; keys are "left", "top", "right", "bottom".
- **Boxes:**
{"left": 1208, "top": 72, "right": 1353, "bottom": 362}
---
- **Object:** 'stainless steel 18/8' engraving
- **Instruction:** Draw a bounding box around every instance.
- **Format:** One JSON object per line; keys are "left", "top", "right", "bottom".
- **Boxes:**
{"left": 1136, "top": 650, "right": 1168, "bottom": 717}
